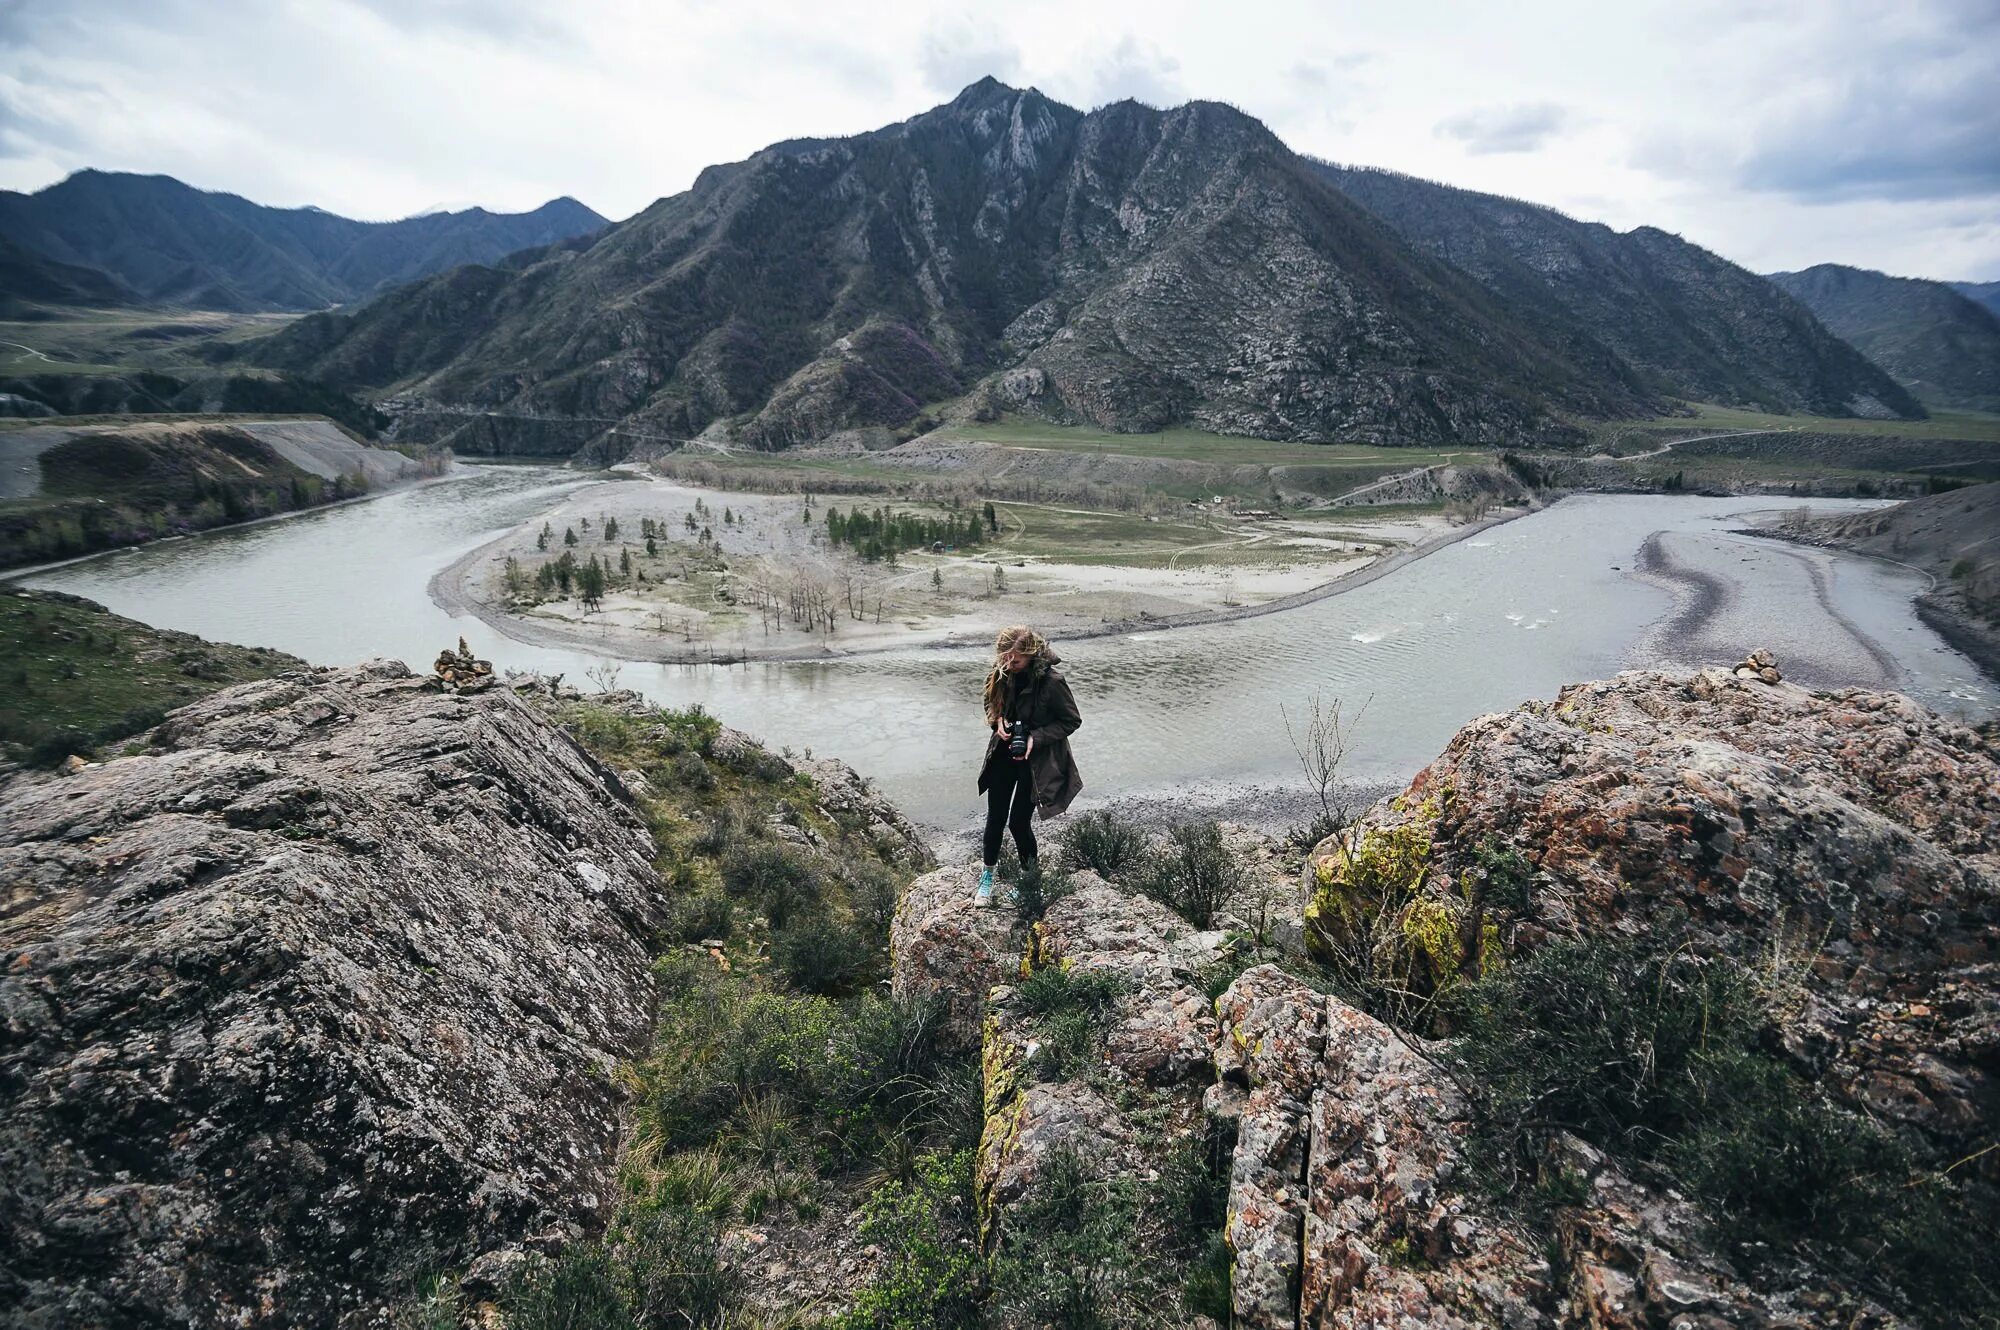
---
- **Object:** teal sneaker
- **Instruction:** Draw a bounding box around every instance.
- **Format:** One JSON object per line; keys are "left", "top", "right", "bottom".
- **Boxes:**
{"left": 974, "top": 866, "right": 996, "bottom": 908}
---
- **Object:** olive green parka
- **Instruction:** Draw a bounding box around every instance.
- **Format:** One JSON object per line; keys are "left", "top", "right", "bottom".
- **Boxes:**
{"left": 978, "top": 651, "right": 1084, "bottom": 818}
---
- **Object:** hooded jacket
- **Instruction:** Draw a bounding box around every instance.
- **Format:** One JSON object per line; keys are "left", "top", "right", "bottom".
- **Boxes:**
{"left": 978, "top": 651, "right": 1084, "bottom": 819}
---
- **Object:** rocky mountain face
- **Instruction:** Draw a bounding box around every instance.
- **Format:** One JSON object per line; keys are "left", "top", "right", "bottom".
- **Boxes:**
{"left": 1314, "top": 163, "right": 1924, "bottom": 420}
{"left": 897, "top": 665, "right": 1997, "bottom": 1327}
{"left": 251, "top": 79, "right": 1676, "bottom": 456}
{"left": 0, "top": 170, "right": 607, "bottom": 312}
{"left": 0, "top": 654, "right": 936, "bottom": 1326}
{"left": 1768, "top": 263, "right": 2000, "bottom": 413}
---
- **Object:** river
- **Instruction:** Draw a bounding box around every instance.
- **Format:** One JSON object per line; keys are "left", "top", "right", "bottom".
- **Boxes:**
{"left": 16, "top": 464, "right": 1994, "bottom": 832}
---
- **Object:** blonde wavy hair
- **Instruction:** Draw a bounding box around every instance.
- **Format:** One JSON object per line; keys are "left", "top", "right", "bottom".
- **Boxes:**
{"left": 983, "top": 624, "right": 1050, "bottom": 724}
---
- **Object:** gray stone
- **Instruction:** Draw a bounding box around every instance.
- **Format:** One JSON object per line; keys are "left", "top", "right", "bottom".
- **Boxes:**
{"left": 0, "top": 661, "right": 664, "bottom": 1327}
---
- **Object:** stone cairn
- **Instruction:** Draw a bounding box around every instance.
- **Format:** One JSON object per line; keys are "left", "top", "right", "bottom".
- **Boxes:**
{"left": 432, "top": 637, "right": 497, "bottom": 693}
{"left": 1730, "top": 646, "right": 1782, "bottom": 683}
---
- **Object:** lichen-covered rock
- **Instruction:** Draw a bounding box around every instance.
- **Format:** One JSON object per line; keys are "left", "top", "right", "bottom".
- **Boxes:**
{"left": 974, "top": 878, "right": 1225, "bottom": 1325}
{"left": 889, "top": 865, "right": 1021, "bottom": 1049}
{"left": 796, "top": 750, "right": 933, "bottom": 868}
{"left": 1215, "top": 967, "right": 1901, "bottom": 1328}
{"left": 1303, "top": 667, "right": 2000, "bottom": 1164}
{"left": 0, "top": 660, "right": 665, "bottom": 1327}
{"left": 1214, "top": 965, "right": 1550, "bottom": 1328}
{"left": 1211, "top": 966, "right": 1325, "bottom": 1329}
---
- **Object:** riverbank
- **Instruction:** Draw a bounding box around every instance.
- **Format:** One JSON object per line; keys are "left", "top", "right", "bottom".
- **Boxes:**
{"left": 428, "top": 474, "right": 1532, "bottom": 663}
{"left": 0, "top": 417, "right": 435, "bottom": 574}
{"left": 1, "top": 469, "right": 457, "bottom": 582}
{"left": 1737, "top": 508, "right": 2000, "bottom": 688}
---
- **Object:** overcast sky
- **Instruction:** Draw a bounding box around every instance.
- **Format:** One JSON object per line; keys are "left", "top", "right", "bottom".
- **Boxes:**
{"left": 3, "top": 0, "right": 1996, "bottom": 280}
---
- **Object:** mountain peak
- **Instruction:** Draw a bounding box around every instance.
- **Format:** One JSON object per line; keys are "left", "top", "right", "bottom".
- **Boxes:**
{"left": 948, "top": 75, "right": 1024, "bottom": 108}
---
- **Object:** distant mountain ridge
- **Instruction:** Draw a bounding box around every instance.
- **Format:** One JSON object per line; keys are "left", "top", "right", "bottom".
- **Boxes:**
{"left": 1310, "top": 163, "right": 1921, "bottom": 420}
{"left": 0, "top": 171, "right": 608, "bottom": 312}
{"left": 1952, "top": 281, "right": 2000, "bottom": 319}
{"left": 1769, "top": 264, "right": 2000, "bottom": 414}
{"left": 249, "top": 80, "right": 1920, "bottom": 455}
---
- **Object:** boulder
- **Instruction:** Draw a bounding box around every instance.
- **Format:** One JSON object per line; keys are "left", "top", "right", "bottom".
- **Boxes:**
{"left": 1304, "top": 667, "right": 2000, "bottom": 1162}
{"left": 0, "top": 661, "right": 664, "bottom": 1326}
{"left": 889, "top": 864, "right": 1021, "bottom": 1049}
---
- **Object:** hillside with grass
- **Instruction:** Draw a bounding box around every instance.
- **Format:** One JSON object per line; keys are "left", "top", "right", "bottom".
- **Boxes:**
{"left": 253, "top": 80, "right": 1657, "bottom": 454}
{"left": 0, "top": 588, "right": 302, "bottom": 767}
{"left": 1768, "top": 263, "right": 2000, "bottom": 413}
{"left": 0, "top": 417, "right": 422, "bottom": 567}
{"left": 256, "top": 76, "right": 1982, "bottom": 460}
{"left": 1312, "top": 162, "right": 1922, "bottom": 421}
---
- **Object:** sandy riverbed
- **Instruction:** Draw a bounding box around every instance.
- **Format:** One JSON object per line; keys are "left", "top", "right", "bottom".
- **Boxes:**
{"left": 429, "top": 475, "right": 1518, "bottom": 663}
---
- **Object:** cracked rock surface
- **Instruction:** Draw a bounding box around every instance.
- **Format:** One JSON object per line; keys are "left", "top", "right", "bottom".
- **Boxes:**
{"left": 0, "top": 660, "right": 664, "bottom": 1327}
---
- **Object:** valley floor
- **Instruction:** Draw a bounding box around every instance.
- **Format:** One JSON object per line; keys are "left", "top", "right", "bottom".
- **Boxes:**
{"left": 428, "top": 474, "right": 1522, "bottom": 663}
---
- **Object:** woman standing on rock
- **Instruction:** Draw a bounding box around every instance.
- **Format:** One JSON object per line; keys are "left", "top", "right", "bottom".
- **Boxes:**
{"left": 976, "top": 625, "right": 1083, "bottom": 906}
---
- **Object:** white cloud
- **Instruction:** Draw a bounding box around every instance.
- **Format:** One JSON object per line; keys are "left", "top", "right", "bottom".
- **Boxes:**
{"left": 1435, "top": 103, "right": 1573, "bottom": 155}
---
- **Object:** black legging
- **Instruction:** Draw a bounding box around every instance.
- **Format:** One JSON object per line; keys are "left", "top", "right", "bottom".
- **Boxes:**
{"left": 983, "top": 758, "right": 1037, "bottom": 867}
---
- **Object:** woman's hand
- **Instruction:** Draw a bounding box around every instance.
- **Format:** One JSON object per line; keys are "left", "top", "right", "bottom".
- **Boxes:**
{"left": 994, "top": 718, "right": 1011, "bottom": 740}
{"left": 1020, "top": 735, "right": 1035, "bottom": 759}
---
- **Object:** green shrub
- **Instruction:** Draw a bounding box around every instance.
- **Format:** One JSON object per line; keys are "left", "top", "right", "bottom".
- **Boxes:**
{"left": 1058, "top": 809, "right": 1150, "bottom": 880}
{"left": 668, "top": 750, "right": 716, "bottom": 792}
{"left": 1468, "top": 840, "right": 1534, "bottom": 913}
{"left": 990, "top": 1144, "right": 1151, "bottom": 1328}
{"left": 1445, "top": 937, "right": 2000, "bottom": 1325}
{"left": 502, "top": 1244, "right": 627, "bottom": 1330}
{"left": 663, "top": 886, "right": 735, "bottom": 944}
{"left": 835, "top": 1149, "right": 984, "bottom": 1330}
{"left": 691, "top": 805, "right": 748, "bottom": 857}
{"left": 1150, "top": 1118, "right": 1232, "bottom": 1257}
{"left": 500, "top": 1201, "right": 735, "bottom": 1330}
{"left": 716, "top": 740, "right": 793, "bottom": 784}
{"left": 1139, "top": 821, "right": 1242, "bottom": 928}
{"left": 847, "top": 864, "right": 901, "bottom": 942}
{"left": 720, "top": 843, "right": 821, "bottom": 928}
{"left": 634, "top": 963, "right": 969, "bottom": 1168}
{"left": 772, "top": 917, "right": 873, "bottom": 995}
{"left": 26, "top": 727, "right": 90, "bottom": 767}
{"left": 1284, "top": 810, "right": 1341, "bottom": 855}
{"left": 390, "top": 1271, "right": 461, "bottom": 1330}
{"left": 1011, "top": 861, "right": 1078, "bottom": 925}
{"left": 621, "top": 1202, "right": 735, "bottom": 1327}
{"left": 639, "top": 1149, "right": 738, "bottom": 1221}
{"left": 657, "top": 703, "right": 721, "bottom": 755}
{"left": 1017, "top": 966, "right": 1125, "bottom": 1080}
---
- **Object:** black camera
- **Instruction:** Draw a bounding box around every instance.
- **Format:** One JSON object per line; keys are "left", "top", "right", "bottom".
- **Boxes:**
{"left": 1009, "top": 727, "right": 1029, "bottom": 759}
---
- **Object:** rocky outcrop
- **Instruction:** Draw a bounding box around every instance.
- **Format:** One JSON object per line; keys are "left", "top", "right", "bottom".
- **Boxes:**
{"left": 1215, "top": 965, "right": 1551, "bottom": 1327}
{"left": 0, "top": 661, "right": 664, "bottom": 1326}
{"left": 896, "top": 667, "right": 1990, "bottom": 1328}
{"left": 1213, "top": 965, "right": 1901, "bottom": 1328}
{"left": 978, "top": 878, "right": 1225, "bottom": 1207}
{"left": 1304, "top": 666, "right": 2000, "bottom": 1161}
{"left": 890, "top": 865, "right": 1022, "bottom": 1049}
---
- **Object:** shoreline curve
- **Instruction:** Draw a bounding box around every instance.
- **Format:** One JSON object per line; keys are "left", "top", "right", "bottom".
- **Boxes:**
{"left": 427, "top": 499, "right": 1541, "bottom": 665}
